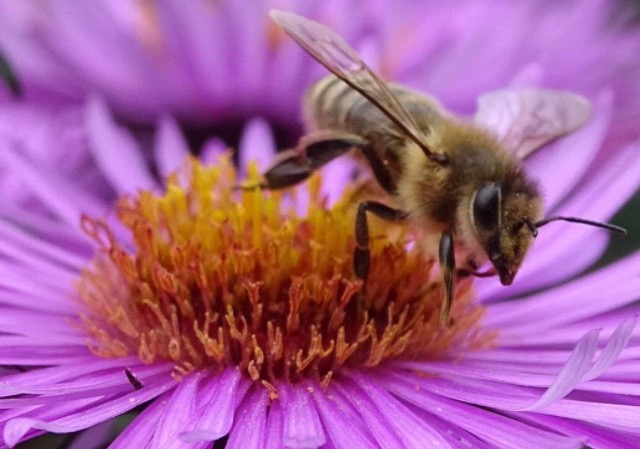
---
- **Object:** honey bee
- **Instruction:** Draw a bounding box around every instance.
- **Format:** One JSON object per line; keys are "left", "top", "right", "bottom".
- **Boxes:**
{"left": 261, "top": 10, "right": 626, "bottom": 324}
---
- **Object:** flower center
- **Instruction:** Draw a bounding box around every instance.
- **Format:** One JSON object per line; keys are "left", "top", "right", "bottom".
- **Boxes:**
{"left": 75, "top": 156, "right": 492, "bottom": 392}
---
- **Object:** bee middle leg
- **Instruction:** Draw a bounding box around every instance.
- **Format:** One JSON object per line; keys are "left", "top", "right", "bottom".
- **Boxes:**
{"left": 354, "top": 201, "right": 408, "bottom": 280}
{"left": 439, "top": 232, "right": 455, "bottom": 326}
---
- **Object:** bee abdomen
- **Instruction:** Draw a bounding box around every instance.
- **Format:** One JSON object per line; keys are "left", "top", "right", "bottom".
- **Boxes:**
{"left": 305, "top": 75, "right": 381, "bottom": 133}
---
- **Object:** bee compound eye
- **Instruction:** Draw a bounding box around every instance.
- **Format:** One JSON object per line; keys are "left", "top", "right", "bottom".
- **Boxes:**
{"left": 473, "top": 183, "right": 502, "bottom": 230}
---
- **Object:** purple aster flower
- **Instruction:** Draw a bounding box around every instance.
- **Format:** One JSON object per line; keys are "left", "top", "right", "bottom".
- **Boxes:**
{"left": 0, "top": 84, "right": 639, "bottom": 449}
{"left": 0, "top": 2, "right": 639, "bottom": 449}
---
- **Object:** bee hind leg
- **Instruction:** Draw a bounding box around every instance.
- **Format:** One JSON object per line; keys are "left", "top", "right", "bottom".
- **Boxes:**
{"left": 261, "top": 131, "right": 368, "bottom": 190}
{"left": 354, "top": 201, "right": 408, "bottom": 280}
{"left": 261, "top": 148, "right": 315, "bottom": 189}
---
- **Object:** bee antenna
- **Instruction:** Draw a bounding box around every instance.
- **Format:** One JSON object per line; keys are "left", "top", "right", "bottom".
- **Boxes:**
{"left": 534, "top": 216, "right": 627, "bottom": 235}
{"left": 521, "top": 218, "right": 538, "bottom": 238}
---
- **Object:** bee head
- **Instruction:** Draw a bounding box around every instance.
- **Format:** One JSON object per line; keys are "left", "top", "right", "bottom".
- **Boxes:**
{"left": 470, "top": 183, "right": 540, "bottom": 286}
{"left": 469, "top": 181, "right": 625, "bottom": 286}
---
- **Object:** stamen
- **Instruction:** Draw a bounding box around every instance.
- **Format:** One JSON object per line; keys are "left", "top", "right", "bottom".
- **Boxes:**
{"left": 75, "top": 156, "right": 493, "bottom": 388}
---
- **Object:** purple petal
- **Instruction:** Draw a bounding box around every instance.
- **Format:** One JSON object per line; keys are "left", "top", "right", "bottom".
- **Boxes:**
{"left": 85, "top": 95, "right": 157, "bottom": 193}
{"left": 200, "top": 137, "right": 229, "bottom": 165}
{"left": 42, "top": 2, "right": 162, "bottom": 118}
{"left": 582, "top": 316, "right": 636, "bottom": 381}
{"left": 407, "top": 406, "right": 496, "bottom": 449}
{"left": 238, "top": 117, "right": 276, "bottom": 177}
{"left": 485, "top": 251, "right": 640, "bottom": 327}
{"left": 319, "top": 159, "right": 357, "bottom": 207}
{"left": 0, "top": 289, "right": 74, "bottom": 314}
{"left": 0, "top": 218, "right": 86, "bottom": 270}
{"left": 155, "top": 0, "right": 227, "bottom": 109}
{"left": 0, "top": 239, "right": 75, "bottom": 284}
{"left": 0, "top": 357, "right": 147, "bottom": 387}
{"left": 346, "top": 371, "right": 454, "bottom": 449}
{"left": 508, "top": 63, "right": 544, "bottom": 88}
{"left": 0, "top": 310, "right": 83, "bottom": 340}
{"left": 309, "top": 382, "right": 378, "bottom": 448}
{"left": 3, "top": 377, "right": 174, "bottom": 445}
{"left": 382, "top": 372, "right": 584, "bottom": 449}
{"left": 155, "top": 115, "right": 190, "bottom": 177}
{"left": 221, "top": 1, "right": 270, "bottom": 106}
{"left": 520, "top": 413, "right": 640, "bottom": 449}
{"left": 0, "top": 366, "right": 170, "bottom": 400}
{"left": 67, "top": 417, "right": 113, "bottom": 449}
{"left": 0, "top": 204, "right": 94, "bottom": 260}
{"left": 263, "top": 397, "right": 284, "bottom": 449}
{"left": 226, "top": 387, "right": 268, "bottom": 449}
{"left": 0, "top": 260, "right": 74, "bottom": 301}
{"left": 511, "top": 316, "right": 640, "bottom": 349}
{"left": 180, "top": 368, "right": 250, "bottom": 442}
{"left": 400, "top": 329, "right": 640, "bottom": 397}
{"left": 108, "top": 393, "right": 166, "bottom": 449}
{"left": 523, "top": 329, "right": 599, "bottom": 410}
{"left": 0, "top": 139, "right": 104, "bottom": 226}
{"left": 150, "top": 373, "right": 201, "bottom": 449}
{"left": 280, "top": 382, "right": 326, "bottom": 448}
{"left": 329, "top": 380, "right": 405, "bottom": 448}
{"left": 486, "top": 276, "right": 640, "bottom": 333}
{"left": 0, "top": 346, "right": 92, "bottom": 366}
{"left": 389, "top": 371, "right": 640, "bottom": 429}
{"left": 3, "top": 397, "right": 102, "bottom": 448}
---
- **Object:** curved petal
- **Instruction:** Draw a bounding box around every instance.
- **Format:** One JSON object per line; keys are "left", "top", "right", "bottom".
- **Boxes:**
{"left": 280, "top": 382, "right": 326, "bottom": 448}
{"left": 85, "top": 95, "right": 157, "bottom": 193}
{"left": 155, "top": 115, "right": 190, "bottom": 177}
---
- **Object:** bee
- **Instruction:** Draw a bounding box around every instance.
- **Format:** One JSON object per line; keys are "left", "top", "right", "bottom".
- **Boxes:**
{"left": 261, "top": 10, "right": 626, "bottom": 324}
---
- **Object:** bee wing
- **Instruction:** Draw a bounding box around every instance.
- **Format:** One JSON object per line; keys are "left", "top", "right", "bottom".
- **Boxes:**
{"left": 474, "top": 88, "right": 591, "bottom": 160}
{"left": 270, "top": 10, "right": 445, "bottom": 163}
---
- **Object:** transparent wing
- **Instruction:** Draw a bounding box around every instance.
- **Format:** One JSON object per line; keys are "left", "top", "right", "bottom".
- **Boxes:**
{"left": 270, "top": 10, "right": 445, "bottom": 163}
{"left": 474, "top": 88, "right": 591, "bottom": 160}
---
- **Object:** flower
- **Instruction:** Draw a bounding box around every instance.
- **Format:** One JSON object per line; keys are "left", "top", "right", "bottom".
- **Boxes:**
{"left": 1, "top": 1, "right": 640, "bottom": 449}
{"left": 0, "top": 90, "right": 640, "bottom": 449}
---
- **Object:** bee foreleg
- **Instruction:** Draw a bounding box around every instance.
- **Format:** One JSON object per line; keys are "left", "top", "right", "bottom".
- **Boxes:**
{"left": 262, "top": 131, "right": 367, "bottom": 189}
{"left": 438, "top": 232, "right": 455, "bottom": 326}
{"left": 354, "top": 201, "right": 408, "bottom": 280}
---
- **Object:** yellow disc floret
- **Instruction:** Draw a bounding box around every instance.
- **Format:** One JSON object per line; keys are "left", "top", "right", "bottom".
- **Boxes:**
{"left": 76, "top": 156, "right": 492, "bottom": 392}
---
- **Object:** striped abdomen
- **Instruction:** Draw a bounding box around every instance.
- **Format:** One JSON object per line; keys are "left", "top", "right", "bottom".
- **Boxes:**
{"left": 303, "top": 74, "right": 445, "bottom": 140}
